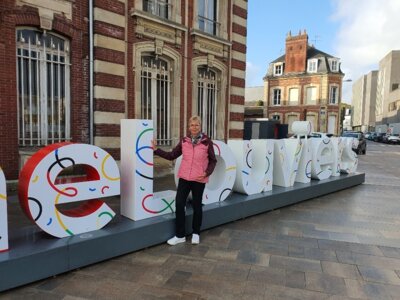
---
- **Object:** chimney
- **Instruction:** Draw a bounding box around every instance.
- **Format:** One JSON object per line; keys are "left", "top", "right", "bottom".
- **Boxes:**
{"left": 284, "top": 31, "right": 308, "bottom": 73}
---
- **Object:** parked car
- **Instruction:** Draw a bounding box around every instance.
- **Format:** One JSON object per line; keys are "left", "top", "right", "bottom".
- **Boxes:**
{"left": 368, "top": 132, "right": 377, "bottom": 141}
{"left": 291, "top": 132, "right": 334, "bottom": 139}
{"left": 364, "top": 132, "right": 372, "bottom": 139}
{"left": 387, "top": 134, "right": 400, "bottom": 144}
{"left": 382, "top": 134, "right": 390, "bottom": 143}
{"left": 342, "top": 131, "right": 366, "bottom": 154}
{"left": 373, "top": 132, "right": 386, "bottom": 142}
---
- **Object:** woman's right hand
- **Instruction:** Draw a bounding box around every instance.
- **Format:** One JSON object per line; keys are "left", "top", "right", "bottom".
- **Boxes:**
{"left": 151, "top": 139, "right": 157, "bottom": 150}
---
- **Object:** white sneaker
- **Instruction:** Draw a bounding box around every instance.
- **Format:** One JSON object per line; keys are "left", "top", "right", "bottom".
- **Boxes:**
{"left": 191, "top": 234, "right": 200, "bottom": 245}
{"left": 167, "top": 236, "right": 186, "bottom": 245}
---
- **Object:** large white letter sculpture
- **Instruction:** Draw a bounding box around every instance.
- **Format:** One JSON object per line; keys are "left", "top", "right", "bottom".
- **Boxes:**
{"left": 228, "top": 139, "right": 273, "bottom": 194}
{"left": 310, "top": 136, "right": 334, "bottom": 180}
{"left": 18, "top": 143, "right": 120, "bottom": 238}
{"left": 292, "top": 121, "right": 313, "bottom": 184}
{"left": 121, "top": 119, "right": 176, "bottom": 220}
{"left": 262, "top": 140, "right": 274, "bottom": 192}
{"left": 0, "top": 167, "right": 8, "bottom": 252}
{"left": 273, "top": 138, "right": 303, "bottom": 187}
{"left": 174, "top": 140, "right": 237, "bottom": 205}
{"left": 340, "top": 137, "right": 359, "bottom": 173}
{"left": 330, "top": 137, "right": 345, "bottom": 177}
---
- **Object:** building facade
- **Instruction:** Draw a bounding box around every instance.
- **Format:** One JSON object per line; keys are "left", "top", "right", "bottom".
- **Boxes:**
{"left": 340, "top": 103, "right": 352, "bottom": 132}
{"left": 375, "top": 50, "right": 400, "bottom": 134}
{"left": 0, "top": 0, "right": 248, "bottom": 180}
{"left": 352, "top": 71, "right": 377, "bottom": 132}
{"left": 263, "top": 31, "right": 344, "bottom": 135}
{"left": 352, "top": 76, "right": 366, "bottom": 131}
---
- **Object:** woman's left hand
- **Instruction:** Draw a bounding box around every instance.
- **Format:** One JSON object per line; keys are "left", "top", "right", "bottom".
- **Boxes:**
{"left": 197, "top": 172, "right": 207, "bottom": 181}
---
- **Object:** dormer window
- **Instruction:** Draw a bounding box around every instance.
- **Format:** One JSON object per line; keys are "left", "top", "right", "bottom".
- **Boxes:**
{"left": 307, "top": 59, "right": 318, "bottom": 73}
{"left": 274, "top": 63, "right": 283, "bottom": 76}
{"left": 329, "top": 58, "right": 339, "bottom": 72}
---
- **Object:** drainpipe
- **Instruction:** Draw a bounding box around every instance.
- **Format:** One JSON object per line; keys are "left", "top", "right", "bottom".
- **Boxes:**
{"left": 89, "top": 0, "right": 94, "bottom": 144}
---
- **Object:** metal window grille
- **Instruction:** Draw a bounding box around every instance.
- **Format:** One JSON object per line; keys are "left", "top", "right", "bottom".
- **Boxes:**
{"left": 16, "top": 29, "right": 71, "bottom": 146}
{"left": 143, "top": 0, "right": 171, "bottom": 19}
{"left": 197, "top": 67, "right": 217, "bottom": 139}
{"left": 198, "top": 0, "right": 219, "bottom": 35}
{"left": 141, "top": 56, "right": 171, "bottom": 146}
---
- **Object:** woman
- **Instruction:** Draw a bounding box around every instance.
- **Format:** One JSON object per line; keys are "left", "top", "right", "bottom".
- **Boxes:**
{"left": 152, "top": 116, "right": 217, "bottom": 245}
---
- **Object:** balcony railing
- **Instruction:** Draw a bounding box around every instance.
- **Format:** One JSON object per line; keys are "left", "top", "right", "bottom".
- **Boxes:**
{"left": 198, "top": 15, "right": 220, "bottom": 36}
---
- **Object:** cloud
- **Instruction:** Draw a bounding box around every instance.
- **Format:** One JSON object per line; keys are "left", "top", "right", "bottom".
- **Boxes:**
{"left": 332, "top": 0, "right": 400, "bottom": 102}
{"left": 245, "top": 61, "right": 263, "bottom": 87}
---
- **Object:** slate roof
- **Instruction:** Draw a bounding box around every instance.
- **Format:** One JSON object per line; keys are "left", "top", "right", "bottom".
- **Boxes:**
{"left": 266, "top": 45, "right": 343, "bottom": 77}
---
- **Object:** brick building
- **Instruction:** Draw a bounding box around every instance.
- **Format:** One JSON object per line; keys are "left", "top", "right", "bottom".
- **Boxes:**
{"left": 0, "top": 0, "right": 248, "bottom": 180}
{"left": 264, "top": 30, "right": 344, "bottom": 135}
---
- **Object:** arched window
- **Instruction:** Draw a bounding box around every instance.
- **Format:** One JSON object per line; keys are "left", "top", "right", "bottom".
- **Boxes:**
{"left": 197, "top": 67, "right": 218, "bottom": 139}
{"left": 141, "top": 56, "right": 171, "bottom": 145}
{"left": 16, "top": 28, "right": 70, "bottom": 146}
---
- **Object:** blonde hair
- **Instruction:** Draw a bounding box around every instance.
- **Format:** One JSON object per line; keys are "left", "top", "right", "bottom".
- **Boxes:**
{"left": 189, "top": 115, "right": 202, "bottom": 125}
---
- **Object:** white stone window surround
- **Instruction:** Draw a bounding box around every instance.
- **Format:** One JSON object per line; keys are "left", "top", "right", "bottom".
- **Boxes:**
{"left": 307, "top": 58, "right": 318, "bottom": 73}
{"left": 328, "top": 58, "right": 339, "bottom": 72}
{"left": 288, "top": 86, "right": 300, "bottom": 104}
{"left": 329, "top": 84, "right": 339, "bottom": 104}
{"left": 272, "top": 88, "right": 281, "bottom": 106}
{"left": 273, "top": 63, "right": 283, "bottom": 76}
{"left": 305, "top": 85, "right": 318, "bottom": 105}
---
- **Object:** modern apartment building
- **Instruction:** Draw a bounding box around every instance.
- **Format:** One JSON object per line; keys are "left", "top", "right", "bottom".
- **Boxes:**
{"left": 264, "top": 31, "right": 344, "bottom": 135}
{"left": 375, "top": 50, "right": 400, "bottom": 133}
{"left": 352, "top": 71, "right": 377, "bottom": 132}
{"left": 0, "top": 0, "right": 248, "bottom": 180}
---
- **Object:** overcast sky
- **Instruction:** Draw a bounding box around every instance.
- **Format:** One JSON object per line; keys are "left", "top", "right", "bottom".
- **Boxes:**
{"left": 246, "top": 0, "right": 400, "bottom": 103}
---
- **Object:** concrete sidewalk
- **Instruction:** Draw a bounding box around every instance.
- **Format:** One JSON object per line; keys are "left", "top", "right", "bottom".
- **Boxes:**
{"left": 2, "top": 141, "right": 400, "bottom": 299}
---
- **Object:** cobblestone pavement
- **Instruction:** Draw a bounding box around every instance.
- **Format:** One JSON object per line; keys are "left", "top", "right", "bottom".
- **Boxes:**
{"left": 2, "top": 141, "right": 400, "bottom": 299}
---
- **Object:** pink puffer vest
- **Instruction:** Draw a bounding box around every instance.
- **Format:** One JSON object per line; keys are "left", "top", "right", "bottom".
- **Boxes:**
{"left": 178, "top": 137, "right": 210, "bottom": 183}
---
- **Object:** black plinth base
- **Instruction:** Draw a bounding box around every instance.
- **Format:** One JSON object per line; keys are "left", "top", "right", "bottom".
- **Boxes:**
{"left": 0, "top": 173, "right": 365, "bottom": 291}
